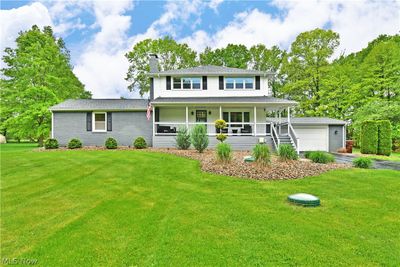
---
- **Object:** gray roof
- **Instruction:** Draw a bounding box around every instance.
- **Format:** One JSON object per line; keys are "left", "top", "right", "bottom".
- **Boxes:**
{"left": 148, "top": 65, "right": 272, "bottom": 76}
{"left": 50, "top": 99, "right": 148, "bottom": 111}
{"left": 151, "top": 96, "right": 297, "bottom": 105}
{"left": 267, "top": 117, "right": 346, "bottom": 125}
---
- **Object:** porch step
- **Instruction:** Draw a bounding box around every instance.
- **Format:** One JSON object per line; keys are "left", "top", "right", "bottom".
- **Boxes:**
{"left": 276, "top": 135, "right": 296, "bottom": 151}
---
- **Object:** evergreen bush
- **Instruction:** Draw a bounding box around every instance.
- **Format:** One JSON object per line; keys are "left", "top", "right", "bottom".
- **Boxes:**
{"left": 68, "top": 138, "right": 82, "bottom": 149}
{"left": 214, "top": 119, "right": 227, "bottom": 133}
{"left": 105, "top": 137, "right": 117, "bottom": 149}
{"left": 377, "top": 120, "right": 392, "bottom": 156}
{"left": 44, "top": 138, "right": 59, "bottom": 149}
{"left": 133, "top": 137, "right": 147, "bottom": 149}
{"left": 191, "top": 124, "right": 209, "bottom": 153}
{"left": 360, "top": 121, "right": 378, "bottom": 154}
{"left": 175, "top": 127, "right": 191, "bottom": 149}
{"left": 216, "top": 133, "right": 227, "bottom": 143}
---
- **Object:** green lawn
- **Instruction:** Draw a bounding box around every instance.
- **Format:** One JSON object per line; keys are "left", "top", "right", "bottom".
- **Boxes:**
{"left": 352, "top": 148, "right": 400, "bottom": 162}
{"left": 1, "top": 144, "right": 399, "bottom": 266}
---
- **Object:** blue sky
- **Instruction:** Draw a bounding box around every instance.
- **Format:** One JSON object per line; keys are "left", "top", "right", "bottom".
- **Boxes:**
{"left": 1, "top": 0, "right": 399, "bottom": 98}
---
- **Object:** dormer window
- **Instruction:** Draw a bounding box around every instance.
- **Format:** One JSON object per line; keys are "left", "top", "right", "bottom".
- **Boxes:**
{"left": 225, "top": 77, "right": 254, "bottom": 89}
{"left": 173, "top": 77, "right": 201, "bottom": 90}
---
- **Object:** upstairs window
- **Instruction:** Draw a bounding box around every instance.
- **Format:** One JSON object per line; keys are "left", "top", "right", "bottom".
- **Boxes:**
{"left": 225, "top": 77, "right": 254, "bottom": 89}
{"left": 173, "top": 77, "right": 201, "bottom": 90}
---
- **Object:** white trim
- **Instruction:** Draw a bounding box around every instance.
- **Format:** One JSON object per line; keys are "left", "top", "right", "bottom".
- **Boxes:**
{"left": 219, "top": 106, "right": 222, "bottom": 119}
{"left": 51, "top": 111, "right": 54, "bottom": 138}
{"left": 253, "top": 106, "right": 257, "bottom": 136}
{"left": 92, "top": 112, "right": 107, "bottom": 132}
{"left": 343, "top": 125, "right": 346, "bottom": 147}
{"left": 185, "top": 106, "right": 189, "bottom": 129}
{"left": 152, "top": 107, "right": 155, "bottom": 137}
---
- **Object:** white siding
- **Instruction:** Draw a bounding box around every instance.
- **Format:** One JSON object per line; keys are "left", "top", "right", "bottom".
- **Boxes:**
{"left": 293, "top": 125, "right": 329, "bottom": 152}
{"left": 153, "top": 76, "right": 270, "bottom": 98}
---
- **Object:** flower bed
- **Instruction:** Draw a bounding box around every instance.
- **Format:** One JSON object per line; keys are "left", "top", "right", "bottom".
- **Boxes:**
{"left": 151, "top": 148, "right": 351, "bottom": 180}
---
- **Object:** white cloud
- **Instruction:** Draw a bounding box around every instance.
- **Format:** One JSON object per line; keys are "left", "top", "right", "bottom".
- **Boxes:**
{"left": 209, "top": 0, "right": 224, "bottom": 11}
{"left": 0, "top": 2, "right": 53, "bottom": 61}
{"left": 74, "top": 0, "right": 136, "bottom": 98}
{"left": 181, "top": 0, "right": 400, "bottom": 55}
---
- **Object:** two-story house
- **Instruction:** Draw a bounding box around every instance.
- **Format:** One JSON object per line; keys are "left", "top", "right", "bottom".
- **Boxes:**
{"left": 50, "top": 55, "right": 346, "bottom": 152}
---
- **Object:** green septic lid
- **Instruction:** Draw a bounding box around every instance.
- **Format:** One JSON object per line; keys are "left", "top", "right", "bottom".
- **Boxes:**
{"left": 244, "top": 156, "right": 255, "bottom": 162}
{"left": 288, "top": 193, "right": 320, "bottom": 207}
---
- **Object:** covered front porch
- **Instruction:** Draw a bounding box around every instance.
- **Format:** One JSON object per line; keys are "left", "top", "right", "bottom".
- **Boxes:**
{"left": 151, "top": 97, "right": 299, "bottom": 151}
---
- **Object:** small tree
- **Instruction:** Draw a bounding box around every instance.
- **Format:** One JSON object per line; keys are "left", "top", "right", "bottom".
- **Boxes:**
{"left": 215, "top": 119, "right": 227, "bottom": 143}
{"left": 377, "top": 120, "right": 392, "bottom": 156}
{"left": 191, "top": 125, "right": 209, "bottom": 153}
{"left": 360, "top": 121, "right": 378, "bottom": 154}
{"left": 175, "top": 127, "right": 191, "bottom": 150}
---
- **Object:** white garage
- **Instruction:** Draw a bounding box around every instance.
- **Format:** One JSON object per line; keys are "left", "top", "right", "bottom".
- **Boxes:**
{"left": 268, "top": 117, "right": 347, "bottom": 152}
{"left": 293, "top": 125, "right": 329, "bottom": 151}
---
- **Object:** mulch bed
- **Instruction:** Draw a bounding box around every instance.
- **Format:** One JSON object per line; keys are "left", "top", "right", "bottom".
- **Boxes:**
{"left": 150, "top": 148, "right": 352, "bottom": 180}
{"left": 36, "top": 146, "right": 351, "bottom": 180}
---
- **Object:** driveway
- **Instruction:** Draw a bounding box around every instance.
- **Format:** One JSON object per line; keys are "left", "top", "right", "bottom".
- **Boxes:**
{"left": 331, "top": 153, "right": 400, "bottom": 171}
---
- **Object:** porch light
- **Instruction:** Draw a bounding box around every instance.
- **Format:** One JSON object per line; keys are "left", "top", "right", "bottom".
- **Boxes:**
{"left": 191, "top": 111, "right": 194, "bottom": 115}
{"left": 208, "top": 111, "right": 211, "bottom": 115}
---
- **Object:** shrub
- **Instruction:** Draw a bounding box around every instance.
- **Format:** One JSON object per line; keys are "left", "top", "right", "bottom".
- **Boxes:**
{"left": 307, "top": 151, "right": 335, "bottom": 164}
{"left": 105, "top": 137, "right": 117, "bottom": 149}
{"left": 68, "top": 138, "right": 82, "bottom": 149}
{"left": 216, "top": 142, "right": 232, "bottom": 162}
{"left": 304, "top": 151, "right": 312, "bottom": 159}
{"left": 252, "top": 144, "right": 271, "bottom": 165}
{"left": 337, "top": 147, "right": 347, "bottom": 153}
{"left": 133, "top": 137, "right": 147, "bottom": 149}
{"left": 44, "top": 138, "right": 59, "bottom": 149}
{"left": 216, "top": 133, "right": 227, "bottom": 143}
{"left": 353, "top": 157, "right": 373, "bottom": 169}
{"left": 377, "top": 120, "right": 392, "bottom": 156}
{"left": 360, "top": 121, "right": 378, "bottom": 154}
{"left": 191, "top": 124, "right": 209, "bottom": 153}
{"left": 175, "top": 127, "right": 191, "bottom": 149}
{"left": 278, "top": 144, "right": 298, "bottom": 160}
{"left": 214, "top": 119, "right": 227, "bottom": 133}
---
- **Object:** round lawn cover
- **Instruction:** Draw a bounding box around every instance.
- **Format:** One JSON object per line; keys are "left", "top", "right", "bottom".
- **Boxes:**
{"left": 288, "top": 193, "right": 320, "bottom": 207}
{"left": 243, "top": 156, "right": 255, "bottom": 162}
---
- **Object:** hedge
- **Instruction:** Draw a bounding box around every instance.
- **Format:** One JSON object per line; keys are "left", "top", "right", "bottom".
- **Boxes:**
{"left": 377, "top": 120, "right": 392, "bottom": 156}
{"left": 360, "top": 121, "right": 378, "bottom": 154}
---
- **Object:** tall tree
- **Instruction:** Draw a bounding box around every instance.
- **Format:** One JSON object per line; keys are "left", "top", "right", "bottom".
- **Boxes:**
{"left": 1, "top": 25, "right": 90, "bottom": 145}
{"left": 248, "top": 44, "right": 286, "bottom": 96}
{"left": 281, "top": 28, "right": 340, "bottom": 115}
{"left": 199, "top": 44, "right": 250, "bottom": 69}
{"left": 360, "top": 39, "right": 400, "bottom": 101}
{"left": 125, "top": 37, "right": 198, "bottom": 96}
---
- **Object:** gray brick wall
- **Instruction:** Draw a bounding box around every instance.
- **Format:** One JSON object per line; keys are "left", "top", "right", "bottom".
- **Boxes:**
{"left": 53, "top": 112, "right": 153, "bottom": 146}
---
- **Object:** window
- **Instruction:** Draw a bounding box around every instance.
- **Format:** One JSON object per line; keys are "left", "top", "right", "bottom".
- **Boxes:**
{"left": 225, "top": 77, "right": 254, "bottom": 89}
{"left": 172, "top": 77, "right": 201, "bottom": 90}
{"left": 223, "top": 112, "right": 250, "bottom": 127}
{"left": 93, "top": 112, "right": 106, "bottom": 132}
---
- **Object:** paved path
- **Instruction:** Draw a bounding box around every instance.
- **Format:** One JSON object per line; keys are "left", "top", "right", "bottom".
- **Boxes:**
{"left": 332, "top": 153, "right": 400, "bottom": 171}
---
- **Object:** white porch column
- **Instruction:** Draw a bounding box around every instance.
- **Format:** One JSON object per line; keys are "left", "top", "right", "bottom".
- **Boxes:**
{"left": 253, "top": 106, "right": 257, "bottom": 136}
{"left": 278, "top": 109, "right": 282, "bottom": 135}
{"left": 185, "top": 106, "right": 189, "bottom": 129}
{"left": 287, "top": 107, "right": 291, "bottom": 124}
{"left": 219, "top": 106, "right": 222, "bottom": 119}
{"left": 152, "top": 106, "right": 155, "bottom": 137}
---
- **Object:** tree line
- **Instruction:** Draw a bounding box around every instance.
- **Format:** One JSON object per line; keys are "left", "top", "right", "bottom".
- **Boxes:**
{"left": 1, "top": 26, "right": 399, "bottom": 148}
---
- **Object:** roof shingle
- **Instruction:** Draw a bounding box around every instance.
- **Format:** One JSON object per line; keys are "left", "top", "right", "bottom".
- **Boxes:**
{"left": 50, "top": 99, "right": 148, "bottom": 111}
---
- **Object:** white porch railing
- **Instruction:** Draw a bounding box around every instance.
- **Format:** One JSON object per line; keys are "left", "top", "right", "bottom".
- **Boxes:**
{"left": 154, "top": 122, "right": 273, "bottom": 137}
{"left": 288, "top": 123, "right": 300, "bottom": 154}
{"left": 271, "top": 123, "right": 279, "bottom": 150}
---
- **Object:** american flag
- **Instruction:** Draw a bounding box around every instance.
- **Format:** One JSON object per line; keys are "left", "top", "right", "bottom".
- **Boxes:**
{"left": 146, "top": 102, "right": 152, "bottom": 121}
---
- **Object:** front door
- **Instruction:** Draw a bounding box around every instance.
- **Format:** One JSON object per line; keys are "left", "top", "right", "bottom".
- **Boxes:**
{"left": 196, "top": 110, "right": 207, "bottom": 123}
